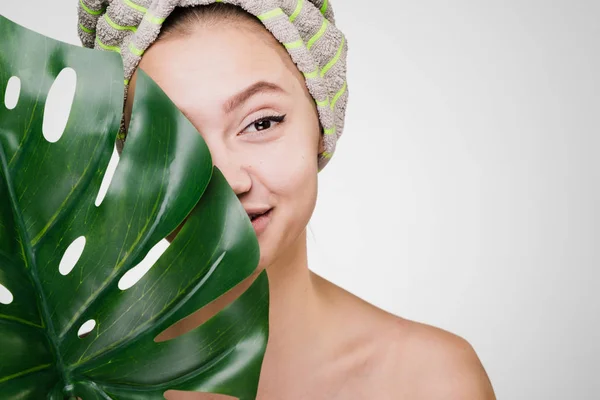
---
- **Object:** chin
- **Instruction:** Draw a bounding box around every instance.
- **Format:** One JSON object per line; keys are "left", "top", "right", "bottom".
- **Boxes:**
{"left": 253, "top": 219, "right": 287, "bottom": 271}
{"left": 255, "top": 256, "right": 269, "bottom": 272}
{"left": 255, "top": 226, "right": 307, "bottom": 273}
{"left": 255, "top": 236, "right": 276, "bottom": 271}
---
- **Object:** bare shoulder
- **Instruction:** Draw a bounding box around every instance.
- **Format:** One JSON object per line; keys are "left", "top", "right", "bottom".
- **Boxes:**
{"left": 313, "top": 275, "right": 496, "bottom": 399}
{"left": 379, "top": 315, "right": 497, "bottom": 399}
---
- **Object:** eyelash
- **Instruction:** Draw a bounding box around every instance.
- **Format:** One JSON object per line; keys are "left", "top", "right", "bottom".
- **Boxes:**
{"left": 241, "top": 114, "right": 286, "bottom": 135}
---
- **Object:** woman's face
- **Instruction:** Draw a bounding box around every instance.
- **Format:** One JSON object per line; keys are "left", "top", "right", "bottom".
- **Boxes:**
{"left": 129, "top": 19, "right": 321, "bottom": 269}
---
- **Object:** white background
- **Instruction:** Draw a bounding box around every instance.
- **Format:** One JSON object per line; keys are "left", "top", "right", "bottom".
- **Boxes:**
{"left": 1, "top": 1, "right": 599, "bottom": 399}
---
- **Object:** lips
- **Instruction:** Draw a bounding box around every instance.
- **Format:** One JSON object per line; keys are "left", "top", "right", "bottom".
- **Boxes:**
{"left": 245, "top": 207, "right": 272, "bottom": 221}
{"left": 245, "top": 207, "right": 273, "bottom": 236}
{"left": 249, "top": 211, "right": 269, "bottom": 221}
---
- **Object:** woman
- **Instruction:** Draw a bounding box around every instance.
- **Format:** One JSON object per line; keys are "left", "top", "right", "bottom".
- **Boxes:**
{"left": 78, "top": 1, "right": 496, "bottom": 399}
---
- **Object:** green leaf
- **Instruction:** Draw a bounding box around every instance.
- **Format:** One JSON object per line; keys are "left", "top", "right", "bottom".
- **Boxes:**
{"left": 0, "top": 14, "right": 268, "bottom": 400}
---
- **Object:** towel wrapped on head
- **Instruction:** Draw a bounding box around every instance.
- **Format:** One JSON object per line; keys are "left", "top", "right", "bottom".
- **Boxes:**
{"left": 77, "top": 0, "right": 349, "bottom": 170}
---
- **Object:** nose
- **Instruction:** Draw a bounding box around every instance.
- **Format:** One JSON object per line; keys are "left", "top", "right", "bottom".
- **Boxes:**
{"left": 211, "top": 149, "right": 252, "bottom": 196}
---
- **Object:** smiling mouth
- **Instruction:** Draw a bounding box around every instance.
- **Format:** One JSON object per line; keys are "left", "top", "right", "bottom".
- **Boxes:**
{"left": 247, "top": 208, "right": 273, "bottom": 236}
{"left": 248, "top": 209, "right": 271, "bottom": 221}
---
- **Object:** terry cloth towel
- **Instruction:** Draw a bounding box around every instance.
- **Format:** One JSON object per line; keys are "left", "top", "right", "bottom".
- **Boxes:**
{"left": 77, "top": 0, "right": 349, "bottom": 170}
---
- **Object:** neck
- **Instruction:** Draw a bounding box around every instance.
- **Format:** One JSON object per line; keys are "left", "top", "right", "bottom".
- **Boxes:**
{"left": 259, "top": 229, "right": 325, "bottom": 360}
{"left": 157, "top": 229, "right": 330, "bottom": 366}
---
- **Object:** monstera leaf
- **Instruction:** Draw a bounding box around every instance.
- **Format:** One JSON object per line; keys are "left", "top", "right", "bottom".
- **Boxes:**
{"left": 0, "top": 14, "right": 269, "bottom": 400}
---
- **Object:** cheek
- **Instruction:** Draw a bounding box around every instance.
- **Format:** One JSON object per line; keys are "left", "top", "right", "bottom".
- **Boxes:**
{"left": 251, "top": 129, "right": 319, "bottom": 206}
{"left": 271, "top": 153, "right": 316, "bottom": 200}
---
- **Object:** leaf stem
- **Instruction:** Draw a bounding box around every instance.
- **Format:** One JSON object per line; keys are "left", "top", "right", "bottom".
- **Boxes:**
{"left": 0, "top": 144, "right": 72, "bottom": 392}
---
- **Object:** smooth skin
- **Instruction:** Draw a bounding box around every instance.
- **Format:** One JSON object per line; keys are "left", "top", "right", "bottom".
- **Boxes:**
{"left": 124, "top": 16, "right": 496, "bottom": 400}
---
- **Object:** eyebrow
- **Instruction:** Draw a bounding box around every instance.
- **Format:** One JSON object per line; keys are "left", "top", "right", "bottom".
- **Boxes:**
{"left": 222, "top": 81, "right": 287, "bottom": 114}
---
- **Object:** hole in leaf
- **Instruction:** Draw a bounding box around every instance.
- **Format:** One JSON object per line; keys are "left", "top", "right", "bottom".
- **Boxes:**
{"left": 59, "top": 236, "right": 86, "bottom": 276}
{"left": 4, "top": 76, "right": 20, "bottom": 110}
{"left": 42, "top": 67, "right": 77, "bottom": 143}
{"left": 0, "top": 283, "right": 13, "bottom": 305}
{"left": 77, "top": 319, "right": 96, "bottom": 338}
{"left": 95, "top": 144, "right": 120, "bottom": 207}
{"left": 118, "top": 239, "right": 170, "bottom": 290}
